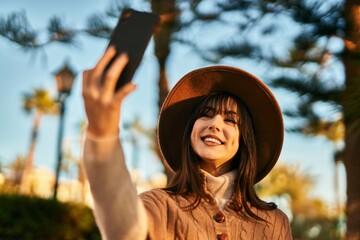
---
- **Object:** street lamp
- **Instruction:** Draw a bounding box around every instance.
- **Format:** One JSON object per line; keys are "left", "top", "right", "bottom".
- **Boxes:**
{"left": 53, "top": 63, "right": 76, "bottom": 200}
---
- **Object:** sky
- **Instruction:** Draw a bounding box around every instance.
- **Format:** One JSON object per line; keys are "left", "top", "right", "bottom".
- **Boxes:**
{"left": 0, "top": 0, "right": 346, "bottom": 209}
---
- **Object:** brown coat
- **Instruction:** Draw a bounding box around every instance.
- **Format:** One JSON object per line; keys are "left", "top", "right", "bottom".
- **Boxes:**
{"left": 140, "top": 189, "right": 292, "bottom": 240}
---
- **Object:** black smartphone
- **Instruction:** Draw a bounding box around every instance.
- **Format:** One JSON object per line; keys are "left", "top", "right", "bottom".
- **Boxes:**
{"left": 106, "top": 8, "right": 160, "bottom": 90}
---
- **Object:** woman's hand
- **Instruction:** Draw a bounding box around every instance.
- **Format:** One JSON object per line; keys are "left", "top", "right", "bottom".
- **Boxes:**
{"left": 82, "top": 46, "right": 137, "bottom": 138}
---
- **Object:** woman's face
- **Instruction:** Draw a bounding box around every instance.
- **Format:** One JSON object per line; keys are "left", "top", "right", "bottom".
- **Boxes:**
{"left": 190, "top": 100, "right": 240, "bottom": 173}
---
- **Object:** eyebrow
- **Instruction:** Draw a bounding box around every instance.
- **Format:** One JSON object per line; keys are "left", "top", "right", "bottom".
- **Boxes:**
{"left": 225, "top": 110, "right": 238, "bottom": 116}
{"left": 203, "top": 106, "right": 239, "bottom": 115}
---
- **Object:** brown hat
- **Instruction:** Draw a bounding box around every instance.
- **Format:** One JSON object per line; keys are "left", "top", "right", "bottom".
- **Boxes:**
{"left": 158, "top": 66, "right": 284, "bottom": 182}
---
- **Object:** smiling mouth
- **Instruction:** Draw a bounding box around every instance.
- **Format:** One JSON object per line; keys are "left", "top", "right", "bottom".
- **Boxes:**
{"left": 201, "top": 136, "right": 223, "bottom": 145}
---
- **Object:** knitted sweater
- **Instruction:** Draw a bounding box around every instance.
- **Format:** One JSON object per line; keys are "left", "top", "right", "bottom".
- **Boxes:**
{"left": 140, "top": 174, "right": 292, "bottom": 240}
{"left": 84, "top": 136, "right": 292, "bottom": 240}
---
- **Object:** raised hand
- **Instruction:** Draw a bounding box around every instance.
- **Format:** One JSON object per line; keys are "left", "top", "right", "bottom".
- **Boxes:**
{"left": 82, "top": 46, "right": 137, "bottom": 138}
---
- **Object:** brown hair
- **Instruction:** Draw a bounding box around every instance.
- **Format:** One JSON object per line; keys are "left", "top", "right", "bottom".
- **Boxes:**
{"left": 164, "top": 92, "right": 277, "bottom": 221}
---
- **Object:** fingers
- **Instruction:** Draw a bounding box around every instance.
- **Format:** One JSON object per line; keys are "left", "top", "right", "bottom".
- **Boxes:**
{"left": 81, "top": 47, "right": 137, "bottom": 139}
{"left": 82, "top": 47, "right": 117, "bottom": 100}
{"left": 101, "top": 53, "right": 129, "bottom": 96}
{"left": 83, "top": 46, "right": 129, "bottom": 103}
{"left": 83, "top": 45, "right": 135, "bottom": 106}
{"left": 94, "top": 45, "right": 117, "bottom": 74}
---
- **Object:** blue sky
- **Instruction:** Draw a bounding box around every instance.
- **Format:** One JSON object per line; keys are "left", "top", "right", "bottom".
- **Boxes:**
{"left": 0, "top": 0, "right": 346, "bottom": 207}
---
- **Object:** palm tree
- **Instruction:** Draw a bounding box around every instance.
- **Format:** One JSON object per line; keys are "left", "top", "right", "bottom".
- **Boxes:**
{"left": 21, "top": 88, "right": 58, "bottom": 191}
{"left": 149, "top": 0, "right": 177, "bottom": 180}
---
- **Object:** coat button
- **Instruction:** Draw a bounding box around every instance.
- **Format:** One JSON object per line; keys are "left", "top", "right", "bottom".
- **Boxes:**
{"left": 213, "top": 211, "right": 226, "bottom": 223}
{"left": 217, "top": 233, "right": 229, "bottom": 240}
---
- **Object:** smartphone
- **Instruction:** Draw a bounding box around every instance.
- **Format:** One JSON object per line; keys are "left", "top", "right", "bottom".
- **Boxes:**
{"left": 106, "top": 8, "right": 160, "bottom": 90}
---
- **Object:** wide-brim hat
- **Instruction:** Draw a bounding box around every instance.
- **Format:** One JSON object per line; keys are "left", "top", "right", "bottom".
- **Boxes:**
{"left": 158, "top": 65, "right": 284, "bottom": 183}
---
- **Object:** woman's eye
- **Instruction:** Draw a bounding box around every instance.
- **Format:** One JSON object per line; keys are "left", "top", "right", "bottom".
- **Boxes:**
{"left": 200, "top": 110, "right": 214, "bottom": 118}
{"left": 201, "top": 113, "right": 211, "bottom": 118}
{"left": 225, "top": 118, "right": 237, "bottom": 124}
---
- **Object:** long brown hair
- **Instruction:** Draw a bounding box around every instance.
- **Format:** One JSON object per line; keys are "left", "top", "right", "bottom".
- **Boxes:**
{"left": 164, "top": 92, "right": 276, "bottom": 221}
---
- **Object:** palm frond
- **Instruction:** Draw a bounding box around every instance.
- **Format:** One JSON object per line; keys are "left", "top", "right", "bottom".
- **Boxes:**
{"left": 22, "top": 88, "right": 59, "bottom": 115}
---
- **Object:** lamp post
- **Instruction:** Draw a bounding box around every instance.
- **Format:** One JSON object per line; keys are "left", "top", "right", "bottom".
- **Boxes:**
{"left": 53, "top": 63, "right": 75, "bottom": 200}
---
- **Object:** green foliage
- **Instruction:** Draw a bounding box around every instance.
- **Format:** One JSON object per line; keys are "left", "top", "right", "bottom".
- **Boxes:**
{"left": 0, "top": 11, "right": 38, "bottom": 49}
{"left": 47, "top": 17, "right": 76, "bottom": 44}
{"left": 0, "top": 4, "right": 125, "bottom": 50}
{"left": 0, "top": 194, "right": 100, "bottom": 240}
{"left": 85, "top": 14, "right": 112, "bottom": 38}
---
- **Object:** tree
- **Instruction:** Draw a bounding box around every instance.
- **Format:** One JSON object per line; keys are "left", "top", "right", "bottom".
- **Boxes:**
{"left": 21, "top": 88, "right": 58, "bottom": 191}
{"left": 175, "top": 0, "right": 359, "bottom": 237}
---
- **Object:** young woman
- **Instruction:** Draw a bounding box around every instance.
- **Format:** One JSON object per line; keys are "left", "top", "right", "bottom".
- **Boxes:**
{"left": 82, "top": 46, "right": 292, "bottom": 239}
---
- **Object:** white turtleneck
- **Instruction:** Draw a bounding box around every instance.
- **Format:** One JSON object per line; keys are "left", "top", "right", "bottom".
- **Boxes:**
{"left": 201, "top": 169, "right": 238, "bottom": 209}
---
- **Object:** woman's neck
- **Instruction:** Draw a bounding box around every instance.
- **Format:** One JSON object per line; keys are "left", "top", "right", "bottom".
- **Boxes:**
{"left": 200, "top": 160, "right": 234, "bottom": 177}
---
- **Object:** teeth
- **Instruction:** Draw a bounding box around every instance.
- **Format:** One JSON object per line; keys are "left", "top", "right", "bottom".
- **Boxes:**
{"left": 204, "top": 137, "right": 221, "bottom": 144}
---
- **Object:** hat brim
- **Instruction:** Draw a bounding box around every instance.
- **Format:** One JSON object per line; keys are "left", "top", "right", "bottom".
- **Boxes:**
{"left": 158, "top": 66, "right": 284, "bottom": 182}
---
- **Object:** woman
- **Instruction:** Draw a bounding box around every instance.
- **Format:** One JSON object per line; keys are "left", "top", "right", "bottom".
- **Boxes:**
{"left": 82, "top": 46, "right": 292, "bottom": 239}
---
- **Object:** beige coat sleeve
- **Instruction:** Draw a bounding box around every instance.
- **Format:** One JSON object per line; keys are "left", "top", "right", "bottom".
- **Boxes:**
{"left": 83, "top": 136, "right": 148, "bottom": 240}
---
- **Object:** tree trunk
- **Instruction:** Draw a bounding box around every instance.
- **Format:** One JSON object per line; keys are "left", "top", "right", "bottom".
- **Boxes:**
{"left": 344, "top": 123, "right": 360, "bottom": 239}
{"left": 343, "top": 1, "right": 360, "bottom": 238}
{"left": 20, "top": 111, "right": 42, "bottom": 190}
{"left": 151, "top": 0, "right": 178, "bottom": 181}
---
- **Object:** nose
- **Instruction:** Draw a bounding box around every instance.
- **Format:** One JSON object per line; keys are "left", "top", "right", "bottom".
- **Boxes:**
{"left": 208, "top": 115, "right": 223, "bottom": 132}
